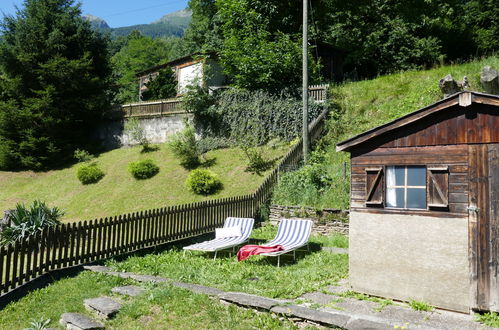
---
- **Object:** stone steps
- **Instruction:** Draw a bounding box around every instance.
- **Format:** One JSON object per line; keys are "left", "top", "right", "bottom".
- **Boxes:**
{"left": 60, "top": 313, "right": 104, "bottom": 330}
{"left": 111, "top": 285, "right": 145, "bottom": 297}
{"left": 84, "top": 297, "right": 122, "bottom": 319}
{"left": 60, "top": 282, "right": 143, "bottom": 329}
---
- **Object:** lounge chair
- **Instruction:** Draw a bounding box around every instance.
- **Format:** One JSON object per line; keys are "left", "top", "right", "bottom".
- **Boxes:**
{"left": 259, "top": 219, "right": 313, "bottom": 266}
{"left": 183, "top": 217, "right": 255, "bottom": 259}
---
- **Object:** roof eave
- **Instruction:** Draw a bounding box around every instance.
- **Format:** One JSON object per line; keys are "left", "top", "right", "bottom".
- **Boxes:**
{"left": 335, "top": 91, "right": 499, "bottom": 153}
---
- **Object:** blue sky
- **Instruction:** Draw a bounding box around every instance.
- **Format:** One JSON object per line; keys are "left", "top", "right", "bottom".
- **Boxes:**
{"left": 0, "top": 0, "right": 189, "bottom": 28}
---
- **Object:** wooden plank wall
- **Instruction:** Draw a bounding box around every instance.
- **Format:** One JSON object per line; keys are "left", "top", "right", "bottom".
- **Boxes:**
{"left": 350, "top": 145, "right": 469, "bottom": 216}
{"left": 488, "top": 144, "right": 499, "bottom": 311}
{"left": 379, "top": 104, "right": 499, "bottom": 148}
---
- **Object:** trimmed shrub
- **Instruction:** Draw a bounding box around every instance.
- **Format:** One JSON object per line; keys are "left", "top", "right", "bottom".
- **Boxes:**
{"left": 128, "top": 159, "right": 159, "bottom": 180}
{"left": 0, "top": 200, "right": 63, "bottom": 245}
{"left": 167, "top": 123, "right": 201, "bottom": 169}
{"left": 77, "top": 163, "right": 105, "bottom": 184}
{"left": 185, "top": 169, "right": 222, "bottom": 195}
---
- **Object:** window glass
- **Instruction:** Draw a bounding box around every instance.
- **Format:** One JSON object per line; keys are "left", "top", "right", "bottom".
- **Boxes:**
{"left": 386, "top": 188, "right": 404, "bottom": 208}
{"left": 407, "top": 166, "right": 426, "bottom": 186}
{"left": 386, "top": 165, "right": 426, "bottom": 209}
{"left": 394, "top": 166, "right": 405, "bottom": 185}
{"left": 407, "top": 188, "right": 426, "bottom": 209}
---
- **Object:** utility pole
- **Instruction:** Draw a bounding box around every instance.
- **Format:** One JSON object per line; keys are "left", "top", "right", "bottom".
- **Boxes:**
{"left": 302, "top": 0, "right": 310, "bottom": 161}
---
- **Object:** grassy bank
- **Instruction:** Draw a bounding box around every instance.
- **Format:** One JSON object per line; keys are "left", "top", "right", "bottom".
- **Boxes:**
{"left": 273, "top": 56, "right": 499, "bottom": 210}
{"left": 0, "top": 144, "right": 289, "bottom": 222}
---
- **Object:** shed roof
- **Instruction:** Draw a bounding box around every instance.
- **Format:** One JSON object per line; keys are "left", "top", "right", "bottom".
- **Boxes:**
{"left": 336, "top": 91, "right": 499, "bottom": 152}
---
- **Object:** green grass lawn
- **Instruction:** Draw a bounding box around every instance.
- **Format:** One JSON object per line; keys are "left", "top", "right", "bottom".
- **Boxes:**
{"left": 0, "top": 227, "right": 348, "bottom": 329}
{"left": 107, "top": 225, "right": 349, "bottom": 299}
{"left": 0, "top": 144, "right": 289, "bottom": 222}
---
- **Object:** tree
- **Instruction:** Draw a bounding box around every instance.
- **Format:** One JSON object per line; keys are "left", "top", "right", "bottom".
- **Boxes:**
{"left": 318, "top": 0, "right": 475, "bottom": 77}
{"left": 216, "top": 0, "right": 315, "bottom": 91}
{"left": 111, "top": 31, "right": 170, "bottom": 104}
{"left": 462, "top": 0, "right": 498, "bottom": 54}
{"left": 186, "top": 0, "right": 495, "bottom": 81}
{"left": 0, "top": 0, "right": 112, "bottom": 170}
{"left": 183, "top": 0, "right": 224, "bottom": 53}
{"left": 141, "top": 67, "right": 177, "bottom": 101}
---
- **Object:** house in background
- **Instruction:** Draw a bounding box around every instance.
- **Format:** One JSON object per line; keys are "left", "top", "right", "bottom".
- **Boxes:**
{"left": 136, "top": 53, "right": 226, "bottom": 101}
{"left": 337, "top": 92, "right": 498, "bottom": 313}
{"left": 311, "top": 42, "right": 346, "bottom": 82}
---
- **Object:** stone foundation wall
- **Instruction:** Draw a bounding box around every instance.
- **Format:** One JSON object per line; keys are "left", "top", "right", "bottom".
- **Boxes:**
{"left": 269, "top": 205, "right": 349, "bottom": 236}
{"left": 95, "top": 112, "right": 194, "bottom": 149}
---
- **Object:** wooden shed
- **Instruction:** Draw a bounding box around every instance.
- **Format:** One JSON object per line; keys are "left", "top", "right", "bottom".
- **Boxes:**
{"left": 336, "top": 91, "right": 498, "bottom": 313}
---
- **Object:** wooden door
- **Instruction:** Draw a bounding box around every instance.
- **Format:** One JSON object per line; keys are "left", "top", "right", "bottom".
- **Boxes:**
{"left": 469, "top": 144, "right": 499, "bottom": 312}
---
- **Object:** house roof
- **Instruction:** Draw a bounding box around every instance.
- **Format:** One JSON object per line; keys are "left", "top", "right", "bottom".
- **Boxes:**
{"left": 336, "top": 91, "right": 499, "bottom": 152}
{"left": 136, "top": 52, "right": 218, "bottom": 77}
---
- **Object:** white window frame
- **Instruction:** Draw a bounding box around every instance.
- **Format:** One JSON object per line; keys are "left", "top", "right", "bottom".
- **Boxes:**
{"left": 385, "top": 165, "right": 426, "bottom": 210}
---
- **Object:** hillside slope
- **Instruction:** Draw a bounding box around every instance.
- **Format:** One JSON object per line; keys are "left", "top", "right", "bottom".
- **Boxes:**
{"left": 272, "top": 56, "right": 499, "bottom": 210}
{"left": 0, "top": 144, "right": 288, "bottom": 222}
{"left": 327, "top": 57, "right": 499, "bottom": 146}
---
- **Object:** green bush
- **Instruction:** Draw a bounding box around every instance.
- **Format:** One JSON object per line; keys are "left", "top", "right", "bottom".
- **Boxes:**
{"left": 124, "top": 118, "right": 154, "bottom": 152}
{"left": 272, "top": 162, "right": 350, "bottom": 210}
{"left": 128, "top": 159, "right": 159, "bottom": 180}
{"left": 77, "top": 163, "right": 105, "bottom": 184}
{"left": 183, "top": 87, "right": 325, "bottom": 145}
{"left": 215, "top": 89, "right": 325, "bottom": 145}
{"left": 168, "top": 123, "right": 201, "bottom": 169}
{"left": 74, "top": 149, "right": 94, "bottom": 163}
{"left": 0, "top": 200, "right": 63, "bottom": 245}
{"left": 185, "top": 169, "right": 222, "bottom": 195}
{"left": 243, "top": 147, "right": 275, "bottom": 175}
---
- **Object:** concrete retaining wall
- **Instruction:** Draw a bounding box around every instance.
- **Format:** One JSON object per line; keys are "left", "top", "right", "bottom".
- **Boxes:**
{"left": 96, "top": 112, "right": 194, "bottom": 149}
{"left": 349, "top": 211, "right": 470, "bottom": 313}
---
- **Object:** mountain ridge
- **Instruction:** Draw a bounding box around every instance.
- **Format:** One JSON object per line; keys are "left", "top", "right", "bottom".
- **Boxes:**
{"left": 83, "top": 9, "right": 191, "bottom": 39}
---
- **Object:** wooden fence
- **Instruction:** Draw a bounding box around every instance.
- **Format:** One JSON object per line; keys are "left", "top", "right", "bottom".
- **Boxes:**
{"left": 309, "top": 84, "right": 329, "bottom": 102}
{"left": 105, "top": 85, "right": 329, "bottom": 119}
{"left": 122, "top": 98, "right": 185, "bottom": 117}
{"left": 0, "top": 108, "right": 329, "bottom": 296}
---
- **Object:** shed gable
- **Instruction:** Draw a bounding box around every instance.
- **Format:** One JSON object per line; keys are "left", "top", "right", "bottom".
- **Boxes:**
{"left": 337, "top": 92, "right": 499, "bottom": 152}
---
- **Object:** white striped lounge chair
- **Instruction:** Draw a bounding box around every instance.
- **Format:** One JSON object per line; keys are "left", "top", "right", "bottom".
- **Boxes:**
{"left": 183, "top": 217, "right": 254, "bottom": 259}
{"left": 260, "top": 219, "right": 313, "bottom": 267}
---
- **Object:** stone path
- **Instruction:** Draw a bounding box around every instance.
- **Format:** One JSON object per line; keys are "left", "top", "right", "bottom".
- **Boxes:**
{"left": 60, "top": 313, "right": 104, "bottom": 330}
{"left": 77, "top": 265, "right": 491, "bottom": 330}
{"left": 84, "top": 297, "right": 122, "bottom": 319}
{"left": 58, "top": 269, "right": 148, "bottom": 329}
